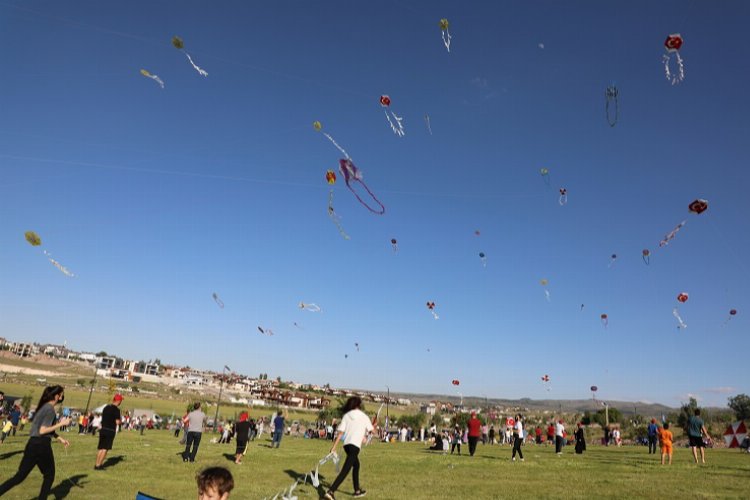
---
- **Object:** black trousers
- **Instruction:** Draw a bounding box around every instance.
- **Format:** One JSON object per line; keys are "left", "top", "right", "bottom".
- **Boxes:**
{"left": 0, "top": 437, "right": 55, "bottom": 499}
{"left": 330, "top": 444, "right": 360, "bottom": 493}
{"left": 555, "top": 435, "right": 564, "bottom": 453}
{"left": 468, "top": 436, "right": 479, "bottom": 456}
{"left": 451, "top": 441, "right": 461, "bottom": 454}
{"left": 183, "top": 431, "right": 202, "bottom": 461}
{"left": 512, "top": 434, "right": 523, "bottom": 459}
{"left": 648, "top": 435, "right": 657, "bottom": 454}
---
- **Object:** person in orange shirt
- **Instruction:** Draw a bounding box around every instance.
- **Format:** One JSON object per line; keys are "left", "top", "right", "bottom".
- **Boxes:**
{"left": 659, "top": 422, "right": 673, "bottom": 465}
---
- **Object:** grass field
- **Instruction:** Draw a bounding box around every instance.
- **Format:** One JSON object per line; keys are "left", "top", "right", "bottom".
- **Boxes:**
{"left": 0, "top": 428, "right": 748, "bottom": 499}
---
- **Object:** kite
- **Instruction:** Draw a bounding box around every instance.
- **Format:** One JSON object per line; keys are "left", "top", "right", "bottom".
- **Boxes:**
{"left": 452, "top": 379, "right": 460, "bottom": 386}
{"left": 424, "top": 114, "right": 433, "bottom": 135}
{"left": 24, "top": 231, "right": 75, "bottom": 277}
{"left": 391, "top": 238, "right": 398, "bottom": 252}
{"left": 688, "top": 199, "right": 708, "bottom": 214}
{"left": 474, "top": 230, "right": 481, "bottom": 236}
{"left": 600, "top": 313, "right": 608, "bottom": 328}
{"left": 140, "top": 69, "right": 164, "bottom": 89}
{"left": 559, "top": 188, "right": 567, "bottom": 205}
{"left": 314, "top": 122, "right": 351, "bottom": 159}
{"left": 257, "top": 326, "right": 274, "bottom": 336}
{"left": 540, "top": 279, "right": 550, "bottom": 302}
{"left": 677, "top": 292, "right": 689, "bottom": 303}
{"left": 541, "top": 374, "right": 551, "bottom": 391}
{"left": 327, "top": 190, "right": 350, "bottom": 240}
{"left": 728, "top": 309, "right": 738, "bottom": 320}
{"left": 25, "top": 231, "right": 41, "bottom": 246}
{"left": 298, "top": 302, "right": 321, "bottom": 312}
{"left": 538, "top": 43, "right": 545, "bottom": 49}
{"left": 172, "top": 36, "right": 208, "bottom": 77}
{"left": 313, "top": 121, "right": 322, "bottom": 132}
{"left": 659, "top": 220, "right": 686, "bottom": 247}
{"left": 426, "top": 301, "right": 439, "bottom": 320}
{"left": 439, "top": 18, "right": 452, "bottom": 52}
{"left": 642, "top": 249, "right": 651, "bottom": 265}
{"left": 344, "top": 354, "right": 348, "bottom": 359}
{"left": 339, "top": 159, "right": 385, "bottom": 215}
{"left": 663, "top": 34, "right": 685, "bottom": 85}
{"left": 540, "top": 168, "right": 550, "bottom": 186}
{"left": 591, "top": 386, "right": 598, "bottom": 399}
{"left": 479, "top": 251, "right": 487, "bottom": 267}
{"left": 723, "top": 421, "right": 748, "bottom": 448}
{"left": 325, "top": 170, "right": 336, "bottom": 185}
{"left": 379, "top": 95, "right": 405, "bottom": 137}
{"left": 355, "top": 343, "right": 360, "bottom": 352}
{"left": 608, "top": 254, "right": 618, "bottom": 268}
{"left": 293, "top": 322, "right": 303, "bottom": 330}
{"left": 605, "top": 84, "right": 618, "bottom": 127}
{"left": 673, "top": 308, "right": 687, "bottom": 329}
{"left": 212, "top": 293, "right": 224, "bottom": 309}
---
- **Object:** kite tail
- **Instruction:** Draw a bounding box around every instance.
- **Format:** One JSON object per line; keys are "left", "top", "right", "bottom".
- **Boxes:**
{"left": 323, "top": 133, "right": 350, "bottom": 159}
{"left": 345, "top": 178, "right": 385, "bottom": 215}
{"left": 384, "top": 110, "right": 405, "bottom": 137}
{"left": 327, "top": 190, "right": 351, "bottom": 239}
{"left": 184, "top": 51, "right": 208, "bottom": 77}
{"left": 442, "top": 30, "right": 452, "bottom": 52}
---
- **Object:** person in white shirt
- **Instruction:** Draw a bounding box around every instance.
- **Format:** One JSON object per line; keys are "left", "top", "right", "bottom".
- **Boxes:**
{"left": 555, "top": 420, "right": 565, "bottom": 455}
{"left": 324, "top": 397, "right": 375, "bottom": 500}
{"left": 511, "top": 414, "right": 524, "bottom": 461}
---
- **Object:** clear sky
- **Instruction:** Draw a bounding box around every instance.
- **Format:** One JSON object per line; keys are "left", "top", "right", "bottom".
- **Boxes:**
{"left": 1, "top": 1, "right": 748, "bottom": 408}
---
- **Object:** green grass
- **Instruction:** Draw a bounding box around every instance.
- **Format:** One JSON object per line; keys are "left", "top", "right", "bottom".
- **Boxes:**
{"left": 0, "top": 430, "right": 748, "bottom": 499}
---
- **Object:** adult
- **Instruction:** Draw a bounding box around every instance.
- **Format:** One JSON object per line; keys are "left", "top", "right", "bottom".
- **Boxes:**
{"left": 535, "top": 426, "right": 542, "bottom": 445}
{"left": 0, "top": 385, "right": 71, "bottom": 499}
{"left": 233, "top": 412, "right": 250, "bottom": 464}
{"left": 271, "top": 411, "right": 285, "bottom": 448}
{"left": 488, "top": 425, "right": 495, "bottom": 445}
{"left": 555, "top": 420, "right": 565, "bottom": 455}
{"left": 467, "top": 411, "right": 481, "bottom": 457}
{"left": 647, "top": 419, "right": 659, "bottom": 454}
{"left": 574, "top": 422, "right": 586, "bottom": 454}
{"left": 511, "top": 414, "right": 524, "bottom": 462}
{"left": 182, "top": 402, "right": 206, "bottom": 463}
{"left": 687, "top": 409, "right": 711, "bottom": 464}
{"left": 324, "top": 397, "right": 374, "bottom": 500}
{"left": 95, "top": 393, "right": 123, "bottom": 470}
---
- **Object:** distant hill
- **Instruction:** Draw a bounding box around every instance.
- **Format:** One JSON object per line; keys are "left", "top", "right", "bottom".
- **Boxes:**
{"left": 386, "top": 392, "right": 675, "bottom": 416}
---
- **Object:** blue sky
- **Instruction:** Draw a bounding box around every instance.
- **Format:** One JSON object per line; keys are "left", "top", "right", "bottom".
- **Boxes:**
{"left": 1, "top": 0, "right": 748, "bottom": 408}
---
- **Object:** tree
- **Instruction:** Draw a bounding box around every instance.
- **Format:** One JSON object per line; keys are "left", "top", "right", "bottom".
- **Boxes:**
{"left": 21, "top": 392, "right": 33, "bottom": 412}
{"left": 592, "top": 406, "right": 622, "bottom": 427}
{"left": 581, "top": 411, "right": 592, "bottom": 426}
{"left": 96, "top": 351, "right": 108, "bottom": 357}
{"left": 677, "top": 397, "right": 700, "bottom": 432}
{"left": 728, "top": 394, "right": 750, "bottom": 420}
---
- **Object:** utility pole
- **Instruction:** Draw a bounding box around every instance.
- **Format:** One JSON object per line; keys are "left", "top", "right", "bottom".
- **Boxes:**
{"left": 213, "top": 365, "right": 229, "bottom": 433}
{"left": 385, "top": 386, "right": 389, "bottom": 439}
{"left": 83, "top": 362, "right": 99, "bottom": 417}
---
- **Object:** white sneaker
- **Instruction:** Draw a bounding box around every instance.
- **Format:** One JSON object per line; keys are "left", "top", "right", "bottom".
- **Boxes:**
{"left": 520, "top": 458, "right": 525, "bottom": 462}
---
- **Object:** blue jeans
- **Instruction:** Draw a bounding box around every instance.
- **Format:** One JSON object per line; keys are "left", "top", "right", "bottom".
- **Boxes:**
{"left": 183, "top": 431, "right": 202, "bottom": 461}
{"left": 272, "top": 430, "right": 283, "bottom": 448}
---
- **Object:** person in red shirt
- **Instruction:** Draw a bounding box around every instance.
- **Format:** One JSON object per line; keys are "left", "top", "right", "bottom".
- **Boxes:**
{"left": 467, "top": 412, "right": 482, "bottom": 456}
{"left": 547, "top": 423, "right": 555, "bottom": 445}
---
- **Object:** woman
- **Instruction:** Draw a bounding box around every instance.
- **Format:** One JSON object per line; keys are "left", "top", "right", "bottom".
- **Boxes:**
{"left": 234, "top": 412, "right": 251, "bottom": 464}
{"left": 324, "top": 397, "right": 375, "bottom": 500}
{"left": 0, "top": 385, "right": 71, "bottom": 499}
{"left": 511, "top": 414, "right": 524, "bottom": 461}
{"left": 574, "top": 422, "right": 586, "bottom": 454}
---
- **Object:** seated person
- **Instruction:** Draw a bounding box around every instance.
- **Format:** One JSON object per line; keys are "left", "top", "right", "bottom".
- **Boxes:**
{"left": 428, "top": 432, "right": 443, "bottom": 451}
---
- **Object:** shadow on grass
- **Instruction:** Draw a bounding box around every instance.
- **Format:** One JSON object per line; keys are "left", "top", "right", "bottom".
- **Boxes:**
{"left": 283, "top": 469, "right": 325, "bottom": 497}
{"left": 0, "top": 450, "right": 23, "bottom": 460}
{"left": 47, "top": 473, "right": 88, "bottom": 499}
{"left": 102, "top": 455, "right": 125, "bottom": 469}
{"left": 222, "top": 453, "right": 236, "bottom": 462}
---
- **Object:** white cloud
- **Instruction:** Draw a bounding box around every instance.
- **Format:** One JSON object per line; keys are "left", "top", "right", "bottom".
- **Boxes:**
{"left": 703, "top": 387, "right": 736, "bottom": 394}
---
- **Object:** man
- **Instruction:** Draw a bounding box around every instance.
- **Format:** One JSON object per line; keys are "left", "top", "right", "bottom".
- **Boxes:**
{"left": 95, "top": 393, "right": 123, "bottom": 470}
{"left": 183, "top": 402, "right": 206, "bottom": 462}
{"left": 687, "top": 409, "right": 711, "bottom": 464}
{"left": 647, "top": 419, "right": 659, "bottom": 454}
{"left": 271, "top": 411, "right": 285, "bottom": 448}
{"left": 467, "top": 411, "right": 481, "bottom": 456}
{"left": 555, "top": 419, "right": 565, "bottom": 455}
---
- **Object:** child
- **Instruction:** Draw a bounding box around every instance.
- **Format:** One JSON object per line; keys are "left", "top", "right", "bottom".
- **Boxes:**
{"left": 659, "top": 422, "right": 673, "bottom": 465}
{"left": 1, "top": 419, "right": 12, "bottom": 443}
{"left": 196, "top": 467, "right": 234, "bottom": 500}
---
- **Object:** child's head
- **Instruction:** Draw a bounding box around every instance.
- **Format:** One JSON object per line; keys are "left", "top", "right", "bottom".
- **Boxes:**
{"left": 196, "top": 467, "right": 234, "bottom": 500}
{"left": 663, "top": 422, "right": 670, "bottom": 430}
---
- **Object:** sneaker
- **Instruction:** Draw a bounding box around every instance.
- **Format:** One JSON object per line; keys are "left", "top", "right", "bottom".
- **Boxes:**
{"left": 323, "top": 491, "right": 336, "bottom": 500}
{"left": 512, "top": 458, "right": 516, "bottom": 461}
{"left": 94, "top": 466, "right": 103, "bottom": 471}
{"left": 353, "top": 491, "right": 367, "bottom": 498}
{"left": 520, "top": 458, "right": 525, "bottom": 462}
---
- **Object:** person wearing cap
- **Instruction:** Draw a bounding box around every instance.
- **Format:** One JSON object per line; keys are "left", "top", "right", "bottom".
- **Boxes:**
{"left": 647, "top": 419, "right": 659, "bottom": 454}
{"left": 95, "top": 393, "right": 123, "bottom": 470}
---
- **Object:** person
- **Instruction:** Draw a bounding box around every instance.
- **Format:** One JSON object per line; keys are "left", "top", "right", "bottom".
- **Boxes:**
{"left": 272, "top": 411, "right": 285, "bottom": 448}
{"left": 647, "top": 418, "right": 659, "bottom": 454}
{"left": 603, "top": 425, "right": 610, "bottom": 446}
{"left": 659, "top": 422, "right": 673, "bottom": 465}
{"left": 511, "top": 414, "right": 524, "bottom": 462}
{"left": 196, "top": 466, "right": 234, "bottom": 500}
{"left": 547, "top": 423, "right": 555, "bottom": 445}
{"left": 95, "top": 393, "right": 123, "bottom": 470}
{"left": 233, "top": 412, "right": 250, "bottom": 464}
{"left": 183, "top": 402, "right": 206, "bottom": 463}
{"left": 323, "top": 396, "right": 375, "bottom": 500}
{"left": 1, "top": 418, "right": 13, "bottom": 443}
{"left": 535, "top": 426, "right": 542, "bottom": 445}
{"left": 481, "top": 423, "right": 488, "bottom": 445}
{"left": 555, "top": 420, "right": 565, "bottom": 455}
{"left": 450, "top": 425, "right": 461, "bottom": 455}
{"left": 613, "top": 427, "right": 621, "bottom": 447}
{"left": 174, "top": 417, "right": 183, "bottom": 438}
{"left": 739, "top": 435, "right": 750, "bottom": 453}
{"left": 428, "top": 431, "right": 444, "bottom": 451}
{"left": 574, "top": 422, "right": 586, "bottom": 454}
{"left": 687, "top": 409, "right": 711, "bottom": 464}
{"left": 489, "top": 424, "right": 496, "bottom": 445}
{"left": 0, "top": 385, "right": 71, "bottom": 499}
{"left": 467, "top": 411, "right": 481, "bottom": 457}
{"left": 10, "top": 405, "right": 21, "bottom": 436}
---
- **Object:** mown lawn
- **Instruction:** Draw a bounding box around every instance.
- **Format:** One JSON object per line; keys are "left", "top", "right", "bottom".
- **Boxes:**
{"left": 0, "top": 429, "right": 748, "bottom": 499}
